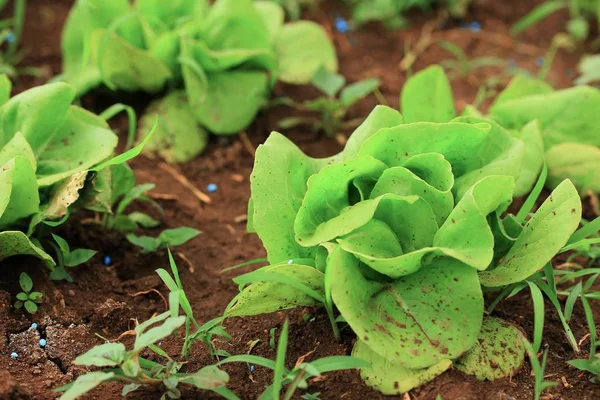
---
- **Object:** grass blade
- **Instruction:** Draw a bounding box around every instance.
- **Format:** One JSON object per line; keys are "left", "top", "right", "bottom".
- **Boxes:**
{"left": 511, "top": 1, "right": 567, "bottom": 35}
{"left": 273, "top": 319, "right": 289, "bottom": 400}
{"left": 516, "top": 163, "right": 547, "bottom": 223}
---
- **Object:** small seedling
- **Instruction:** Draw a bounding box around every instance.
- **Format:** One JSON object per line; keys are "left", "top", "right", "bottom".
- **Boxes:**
{"left": 301, "top": 392, "right": 322, "bottom": 400}
{"left": 156, "top": 250, "right": 231, "bottom": 359}
{"left": 569, "top": 353, "right": 600, "bottom": 383}
{"left": 14, "top": 273, "right": 43, "bottom": 314}
{"left": 277, "top": 67, "right": 380, "bottom": 143}
{"left": 521, "top": 339, "right": 558, "bottom": 400}
{"left": 103, "top": 163, "right": 163, "bottom": 233}
{"left": 126, "top": 227, "right": 201, "bottom": 254}
{"left": 48, "top": 234, "right": 97, "bottom": 282}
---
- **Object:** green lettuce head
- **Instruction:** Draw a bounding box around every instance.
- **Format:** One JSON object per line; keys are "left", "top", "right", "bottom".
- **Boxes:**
{"left": 62, "top": 0, "right": 337, "bottom": 139}
{"left": 226, "top": 66, "right": 583, "bottom": 393}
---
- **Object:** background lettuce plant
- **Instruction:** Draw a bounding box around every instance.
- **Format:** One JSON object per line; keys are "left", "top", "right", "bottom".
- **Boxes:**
{"left": 0, "top": 75, "right": 150, "bottom": 269}
{"left": 486, "top": 74, "right": 600, "bottom": 195}
{"left": 62, "top": 0, "right": 338, "bottom": 161}
{"left": 224, "top": 66, "right": 583, "bottom": 394}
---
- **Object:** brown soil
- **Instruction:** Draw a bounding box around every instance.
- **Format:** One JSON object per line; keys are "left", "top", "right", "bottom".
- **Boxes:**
{"left": 1, "top": 0, "right": 599, "bottom": 399}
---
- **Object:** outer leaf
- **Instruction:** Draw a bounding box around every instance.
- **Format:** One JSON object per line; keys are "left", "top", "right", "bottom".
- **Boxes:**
{"left": 489, "top": 86, "right": 600, "bottom": 149}
{"left": 275, "top": 21, "right": 338, "bottom": 84}
{"left": 479, "top": 180, "right": 581, "bottom": 287}
{"left": 254, "top": 1, "right": 285, "bottom": 42}
{"left": 352, "top": 339, "right": 452, "bottom": 395}
{"left": 58, "top": 372, "right": 116, "bottom": 400}
{"left": 0, "top": 74, "right": 11, "bottom": 107}
{"left": 74, "top": 342, "right": 126, "bottom": 367}
{"left": 184, "top": 67, "right": 269, "bottom": 135}
{"left": 340, "top": 78, "right": 380, "bottom": 107}
{"left": 158, "top": 227, "right": 201, "bottom": 247}
{"left": 513, "top": 120, "right": 545, "bottom": 197}
{"left": 546, "top": 143, "right": 600, "bottom": 194}
{"left": 91, "top": 30, "right": 172, "bottom": 93}
{"left": 250, "top": 133, "right": 327, "bottom": 264}
{"left": 138, "top": 91, "right": 209, "bottom": 163}
{"left": 329, "top": 246, "right": 483, "bottom": 370}
{"left": 35, "top": 172, "right": 87, "bottom": 226}
{"left": 0, "top": 231, "right": 55, "bottom": 268}
{"left": 401, "top": 66, "right": 456, "bottom": 123}
{"left": 0, "top": 82, "right": 74, "bottom": 151}
{"left": 356, "top": 121, "right": 522, "bottom": 199}
{"left": 226, "top": 264, "right": 325, "bottom": 317}
{"left": 490, "top": 75, "right": 553, "bottom": 108}
{"left": 455, "top": 317, "right": 525, "bottom": 380}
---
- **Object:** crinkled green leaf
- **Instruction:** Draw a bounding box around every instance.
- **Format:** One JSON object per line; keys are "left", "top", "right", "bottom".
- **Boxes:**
{"left": 0, "top": 82, "right": 74, "bottom": 151}
{"left": 480, "top": 180, "right": 581, "bottom": 287}
{"left": 401, "top": 65, "right": 456, "bottom": 123}
{"left": 138, "top": 91, "right": 208, "bottom": 163}
{"left": 546, "top": 143, "right": 600, "bottom": 194}
{"left": 352, "top": 339, "right": 452, "bottom": 395}
{"left": 0, "top": 157, "right": 39, "bottom": 228}
{"left": 275, "top": 21, "right": 338, "bottom": 84}
{"left": 455, "top": 317, "right": 525, "bottom": 381}
{"left": 181, "top": 366, "right": 230, "bottom": 390}
{"left": 250, "top": 133, "right": 327, "bottom": 264}
{"left": 329, "top": 246, "right": 483, "bottom": 370}
{"left": 91, "top": 30, "right": 172, "bottom": 93}
{"left": 227, "top": 264, "right": 325, "bottom": 317}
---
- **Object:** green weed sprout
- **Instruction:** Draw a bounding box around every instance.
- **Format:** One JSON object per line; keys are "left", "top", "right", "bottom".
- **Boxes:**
{"left": 521, "top": 338, "right": 558, "bottom": 400}
{"left": 14, "top": 272, "right": 43, "bottom": 313}
{"left": 126, "top": 228, "right": 200, "bottom": 254}
{"left": 48, "top": 234, "right": 97, "bottom": 282}
{"left": 277, "top": 67, "right": 380, "bottom": 143}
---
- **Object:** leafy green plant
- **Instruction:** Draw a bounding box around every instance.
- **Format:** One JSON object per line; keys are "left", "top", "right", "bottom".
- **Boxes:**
{"left": 126, "top": 227, "right": 200, "bottom": 254}
{"left": 216, "top": 319, "right": 369, "bottom": 399}
{"left": 277, "top": 67, "right": 380, "bottom": 142}
{"left": 61, "top": 0, "right": 338, "bottom": 161}
{"left": 570, "top": 354, "right": 600, "bottom": 382}
{"left": 14, "top": 272, "right": 43, "bottom": 313}
{"left": 48, "top": 234, "right": 97, "bottom": 282}
{"left": 224, "top": 65, "right": 583, "bottom": 394}
{"left": 487, "top": 74, "right": 600, "bottom": 195}
{"left": 345, "top": 0, "right": 471, "bottom": 29}
{"left": 511, "top": 0, "right": 600, "bottom": 41}
{"left": 0, "top": 76, "right": 152, "bottom": 269}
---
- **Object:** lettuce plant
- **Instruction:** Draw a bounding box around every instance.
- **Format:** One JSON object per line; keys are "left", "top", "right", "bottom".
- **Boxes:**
{"left": 0, "top": 76, "right": 150, "bottom": 269}
{"left": 224, "top": 66, "right": 583, "bottom": 394}
{"left": 487, "top": 74, "right": 600, "bottom": 195}
{"left": 62, "top": 0, "right": 337, "bottom": 160}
